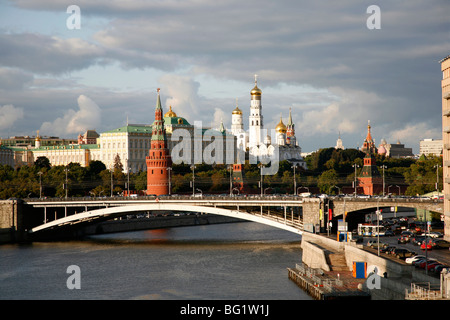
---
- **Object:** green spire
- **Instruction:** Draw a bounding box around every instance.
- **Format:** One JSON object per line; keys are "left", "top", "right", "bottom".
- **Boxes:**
{"left": 156, "top": 88, "right": 162, "bottom": 110}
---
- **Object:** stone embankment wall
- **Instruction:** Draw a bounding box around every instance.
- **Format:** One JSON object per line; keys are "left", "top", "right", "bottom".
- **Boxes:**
{"left": 300, "top": 232, "right": 442, "bottom": 300}
{"left": 0, "top": 199, "right": 26, "bottom": 243}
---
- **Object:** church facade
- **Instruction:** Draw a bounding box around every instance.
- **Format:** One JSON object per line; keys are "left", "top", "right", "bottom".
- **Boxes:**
{"left": 230, "top": 76, "right": 306, "bottom": 168}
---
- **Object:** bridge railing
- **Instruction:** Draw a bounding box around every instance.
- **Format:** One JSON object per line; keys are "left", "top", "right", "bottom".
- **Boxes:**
{"left": 24, "top": 194, "right": 312, "bottom": 203}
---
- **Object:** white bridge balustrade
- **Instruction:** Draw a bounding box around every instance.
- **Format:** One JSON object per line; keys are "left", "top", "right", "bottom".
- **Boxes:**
{"left": 24, "top": 195, "right": 444, "bottom": 236}
{"left": 27, "top": 197, "right": 307, "bottom": 235}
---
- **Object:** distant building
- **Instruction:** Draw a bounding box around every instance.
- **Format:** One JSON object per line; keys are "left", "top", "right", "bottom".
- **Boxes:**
{"left": 377, "top": 138, "right": 414, "bottom": 158}
{"left": 440, "top": 54, "right": 450, "bottom": 242}
{"left": 335, "top": 132, "right": 344, "bottom": 150}
{"left": 419, "top": 139, "right": 443, "bottom": 157}
{"left": 0, "top": 143, "right": 14, "bottom": 167}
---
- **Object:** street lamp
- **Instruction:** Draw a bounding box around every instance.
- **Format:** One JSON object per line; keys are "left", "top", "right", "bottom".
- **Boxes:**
{"left": 331, "top": 185, "right": 341, "bottom": 195}
{"left": 127, "top": 167, "right": 131, "bottom": 197}
{"left": 228, "top": 165, "right": 233, "bottom": 196}
{"left": 64, "top": 168, "right": 69, "bottom": 199}
{"left": 292, "top": 163, "right": 299, "bottom": 195}
{"left": 190, "top": 165, "right": 196, "bottom": 196}
{"left": 258, "top": 163, "right": 265, "bottom": 197}
{"left": 381, "top": 165, "right": 387, "bottom": 196}
{"left": 434, "top": 164, "right": 441, "bottom": 199}
{"left": 167, "top": 167, "right": 172, "bottom": 196}
{"left": 110, "top": 165, "right": 114, "bottom": 197}
{"left": 37, "top": 171, "right": 43, "bottom": 199}
{"left": 352, "top": 164, "right": 359, "bottom": 197}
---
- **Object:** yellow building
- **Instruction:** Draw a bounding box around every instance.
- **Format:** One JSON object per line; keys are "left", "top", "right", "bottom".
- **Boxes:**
{"left": 441, "top": 54, "right": 450, "bottom": 241}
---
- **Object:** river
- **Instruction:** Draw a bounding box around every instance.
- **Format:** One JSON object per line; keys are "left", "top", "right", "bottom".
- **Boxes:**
{"left": 0, "top": 221, "right": 311, "bottom": 300}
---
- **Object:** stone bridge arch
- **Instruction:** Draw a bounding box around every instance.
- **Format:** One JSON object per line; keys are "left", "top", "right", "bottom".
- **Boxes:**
{"left": 29, "top": 203, "right": 304, "bottom": 235}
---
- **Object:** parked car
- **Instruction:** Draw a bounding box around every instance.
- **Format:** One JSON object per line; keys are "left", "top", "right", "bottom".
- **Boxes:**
{"left": 426, "top": 262, "right": 443, "bottom": 271}
{"left": 421, "top": 232, "right": 443, "bottom": 238}
{"left": 433, "top": 239, "right": 450, "bottom": 249}
{"left": 433, "top": 265, "right": 450, "bottom": 274}
{"left": 367, "top": 240, "right": 388, "bottom": 248}
{"left": 418, "top": 259, "right": 438, "bottom": 269}
{"left": 380, "top": 246, "right": 395, "bottom": 254}
{"left": 392, "top": 248, "right": 414, "bottom": 259}
{"left": 398, "top": 236, "right": 410, "bottom": 244}
{"left": 401, "top": 231, "right": 413, "bottom": 237}
{"left": 420, "top": 239, "right": 435, "bottom": 250}
{"left": 414, "top": 258, "right": 435, "bottom": 268}
{"left": 405, "top": 255, "right": 426, "bottom": 264}
{"left": 411, "top": 236, "right": 426, "bottom": 246}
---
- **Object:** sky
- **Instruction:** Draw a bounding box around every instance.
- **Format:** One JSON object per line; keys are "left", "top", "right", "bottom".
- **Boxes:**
{"left": 0, "top": 0, "right": 449, "bottom": 154}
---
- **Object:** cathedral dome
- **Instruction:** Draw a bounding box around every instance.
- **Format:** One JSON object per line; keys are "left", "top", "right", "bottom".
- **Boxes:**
{"left": 378, "top": 144, "right": 386, "bottom": 155}
{"left": 275, "top": 117, "right": 286, "bottom": 133}
{"left": 232, "top": 106, "right": 242, "bottom": 115}
{"left": 250, "top": 84, "right": 262, "bottom": 96}
{"left": 164, "top": 106, "right": 177, "bottom": 118}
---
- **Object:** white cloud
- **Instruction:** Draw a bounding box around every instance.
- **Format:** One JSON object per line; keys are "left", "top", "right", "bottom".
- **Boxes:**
{"left": 387, "top": 122, "right": 441, "bottom": 149}
{"left": 39, "top": 95, "right": 101, "bottom": 136}
{"left": 0, "top": 104, "right": 24, "bottom": 130}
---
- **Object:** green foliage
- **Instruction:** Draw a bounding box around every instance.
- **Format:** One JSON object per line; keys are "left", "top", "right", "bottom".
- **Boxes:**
{"left": 0, "top": 152, "right": 444, "bottom": 198}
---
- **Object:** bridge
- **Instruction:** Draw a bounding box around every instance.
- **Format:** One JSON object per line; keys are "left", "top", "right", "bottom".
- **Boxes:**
{"left": 22, "top": 195, "right": 443, "bottom": 237}
{"left": 26, "top": 197, "right": 310, "bottom": 235}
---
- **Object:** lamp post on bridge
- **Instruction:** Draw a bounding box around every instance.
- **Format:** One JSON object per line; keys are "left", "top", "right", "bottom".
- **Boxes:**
{"left": 352, "top": 163, "right": 359, "bottom": 198}
{"left": 190, "top": 165, "right": 196, "bottom": 197}
{"left": 381, "top": 165, "right": 387, "bottom": 196}
{"left": 64, "top": 168, "right": 69, "bottom": 199}
{"left": 258, "top": 163, "right": 265, "bottom": 197}
{"left": 434, "top": 164, "right": 441, "bottom": 199}
{"left": 37, "top": 171, "right": 43, "bottom": 199}
{"left": 167, "top": 167, "right": 172, "bottom": 196}
{"left": 228, "top": 165, "right": 233, "bottom": 196}
{"left": 292, "top": 163, "right": 299, "bottom": 195}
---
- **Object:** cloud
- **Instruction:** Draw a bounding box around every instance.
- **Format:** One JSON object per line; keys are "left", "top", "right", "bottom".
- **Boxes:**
{"left": 158, "top": 74, "right": 204, "bottom": 117}
{"left": 386, "top": 122, "right": 441, "bottom": 149}
{"left": 0, "top": 104, "right": 24, "bottom": 130}
{"left": 0, "top": 33, "right": 105, "bottom": 75}
{"left": 39, "top": 95, "right": 101, "bottom": 136}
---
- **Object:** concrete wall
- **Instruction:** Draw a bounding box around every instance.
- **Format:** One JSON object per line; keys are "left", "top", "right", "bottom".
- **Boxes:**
{"left": 300, "top": 239, "right": 330, "bottom": 271}
{"left": 0, "top": 200, "right": 27, "bottom": 242}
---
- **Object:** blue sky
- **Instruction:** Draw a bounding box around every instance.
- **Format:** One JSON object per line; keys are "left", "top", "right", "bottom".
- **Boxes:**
{"left": 0, "top": 0, "right": 449, "bottom": 154}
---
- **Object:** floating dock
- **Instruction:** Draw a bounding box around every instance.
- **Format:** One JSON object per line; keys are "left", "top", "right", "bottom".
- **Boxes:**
{"left": 288, "top": 263, "right": 370, "bottom": 300}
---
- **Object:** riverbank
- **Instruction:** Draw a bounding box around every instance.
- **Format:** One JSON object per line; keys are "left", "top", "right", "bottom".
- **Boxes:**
{"left": 290, "top": 232, "right": 450, "bottom": 300}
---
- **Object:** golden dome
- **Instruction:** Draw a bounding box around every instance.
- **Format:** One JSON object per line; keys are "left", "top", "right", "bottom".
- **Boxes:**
{"left": 250, "top": 75, "right": 262, "bottom": 95}
{"left": 164, "top": 105, "right": 177, "bottom": 118}
{"left": 251, "top": 84, "right": 262, "bottom": 96}
{"left": 275, "top": 117, "right": 286, "bottom": 133}
{"left": 232, "top": 106, "right": 242, "bottom": 115}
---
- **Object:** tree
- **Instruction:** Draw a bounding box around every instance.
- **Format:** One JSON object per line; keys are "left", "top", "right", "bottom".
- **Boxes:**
{"left": 318, "top": 169, "right": 339, "bottom": 194}
{"left": 34, "top": 156, "right": 51, "bottom": 169}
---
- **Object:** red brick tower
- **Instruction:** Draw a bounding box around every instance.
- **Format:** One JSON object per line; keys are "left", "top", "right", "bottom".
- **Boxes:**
{"left": 358, "top": 121, "right": 382, "bottom": 195}
{"left": 232, "top": 163, "right": 245, "bottom": 194}
{"left": 146, "top": 88, "right": 172, "bottom": 195}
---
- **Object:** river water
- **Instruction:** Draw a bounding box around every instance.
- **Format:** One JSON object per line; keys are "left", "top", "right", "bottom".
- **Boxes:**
{"left": 0, "top": 222, "right": 311, "bottom": 300}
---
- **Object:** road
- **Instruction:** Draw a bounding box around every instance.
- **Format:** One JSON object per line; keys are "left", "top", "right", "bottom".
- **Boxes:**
{"left": 362, "top": 235, "right": 450, "bottom": 266}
